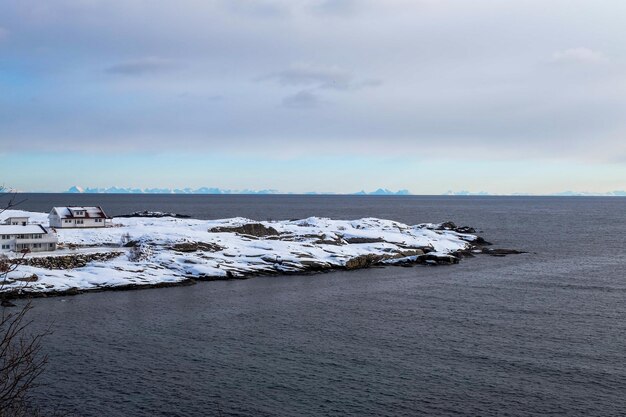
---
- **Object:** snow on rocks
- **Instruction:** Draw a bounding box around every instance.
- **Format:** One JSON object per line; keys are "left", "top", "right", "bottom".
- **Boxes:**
{"left": 0, "top": 210, "right": 488, "bottom": 297}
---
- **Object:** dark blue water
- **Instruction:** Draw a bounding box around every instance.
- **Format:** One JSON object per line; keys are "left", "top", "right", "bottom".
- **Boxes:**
{"left": 11, "top": 195, "right": 626, "bottom": 416}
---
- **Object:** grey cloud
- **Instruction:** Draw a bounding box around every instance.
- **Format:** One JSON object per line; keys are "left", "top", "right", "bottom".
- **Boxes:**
{"left": 105, "top": 57, "right": 179, "bottom": 75}
{"left": 262, "top": 63, "right": 381, "bottom": 92}
{"left": 263, "top": 63, "right": 354, "bottom": 90}
{"left": 551, "top": 48, "right": 608, "bottom": 65}
{"left": 220, "top": 0, "right": 289, "bottom": 18}
{"left": 312, "top": 0, "right": 359, "bottom": 17}
{"left": 282, "top": 90, "right": 320, "bottom": 109}
{"left": 263, "top": 63, "right": 381, "bottom": 108}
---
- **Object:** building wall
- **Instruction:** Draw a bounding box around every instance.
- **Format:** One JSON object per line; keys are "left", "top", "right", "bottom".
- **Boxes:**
{"left": 0, "top": 237, "right": 57, "bottom": 253}
{"left": 4, "top": 217, "right": 29, "bottom": 226}
{"left": 14, "top": 242, "right": 57, "bottom": 252}
{"left": 49, "top": 213, "right": 62, "bottom": 228}
{"left": 54, "top": 218, "right": 106, "bottom": 228}
{"left": 1, "top": 234, "right": 13, "bottom": 252}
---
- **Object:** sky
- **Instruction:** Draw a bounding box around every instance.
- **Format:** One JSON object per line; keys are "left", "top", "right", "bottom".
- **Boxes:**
{"left": 1, "top": 0, "right": 625, "bottom": 194}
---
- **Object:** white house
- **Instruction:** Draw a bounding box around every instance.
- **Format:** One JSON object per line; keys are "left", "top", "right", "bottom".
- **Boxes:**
{"left": 49, "top": 206, "right": 111, "bottom": 228}
{"left": 0, "top": 218, "right": 58, "bottom": 253}
{"left": 3, "top": 216, "right": 29, "bottom": 226}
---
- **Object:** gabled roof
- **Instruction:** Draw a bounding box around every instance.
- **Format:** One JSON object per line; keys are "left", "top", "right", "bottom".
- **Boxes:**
{"left": 0, "top": 224, "right": 50, "bottom": 235}
{"left": 50, "top": 206, "right": 110, "bottom": 219}
{"left": 3, "top": 217, "right": 29, "bottom": 225}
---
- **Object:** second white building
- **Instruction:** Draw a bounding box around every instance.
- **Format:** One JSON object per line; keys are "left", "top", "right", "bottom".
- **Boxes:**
{"left": 49, "top": 206, "right": 111, "bottom": 228}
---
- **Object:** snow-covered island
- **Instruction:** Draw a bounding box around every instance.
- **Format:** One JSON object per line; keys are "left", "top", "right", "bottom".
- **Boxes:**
{"left": 0, "top": 210, "right": 512, "bottom": 298}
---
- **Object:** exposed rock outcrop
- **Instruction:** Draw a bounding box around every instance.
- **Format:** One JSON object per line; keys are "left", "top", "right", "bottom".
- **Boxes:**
{"left": 116, "top": 211, "right": 191, "bottom": 218}
{"left": 171, "top": 242, "right": 224, "bottom": 253}
{"left": 209, "top": 223, "right": 280, "bottom": 237}
{"left": 436, "top": 221, "right": 477, "bottom": 234}
{"left": 18, "top": 252, "right": 123, "bottom": 270}
{"left": 345, "top": 254, "right": 389, "bottom": 270}
{"left": 481, "top": 248, "right": 528, "bottom": 256}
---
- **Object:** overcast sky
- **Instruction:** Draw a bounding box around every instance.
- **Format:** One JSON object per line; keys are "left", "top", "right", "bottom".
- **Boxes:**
{"left": 1, "top": 0, "right": 625, "bottom": 193}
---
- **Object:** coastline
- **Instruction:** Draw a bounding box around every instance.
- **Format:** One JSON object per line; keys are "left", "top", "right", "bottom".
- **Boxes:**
{"left": 1, "top": 210, "right": 523, "bottom": 299}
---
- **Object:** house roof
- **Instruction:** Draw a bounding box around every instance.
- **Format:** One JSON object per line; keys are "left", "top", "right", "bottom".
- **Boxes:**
{"left": 51, "top": 206, "right": 110, "bottom": 219}
{"left": 0, "top": 224, "right": 50, "bottom": 235}
{"left": 3, "top": 217, "right": 29, "bottom": 225}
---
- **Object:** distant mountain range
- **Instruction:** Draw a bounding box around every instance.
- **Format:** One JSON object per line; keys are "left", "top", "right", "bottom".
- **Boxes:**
{"left": 442, "top": 190, "right": 492, "bottom": 196}
{"left": 63, "top": 186, "right": 626, "bottom": 196}
{"left": 444, "top": 190, "right": 626, "bottom": 197}
{"left": 65, "top": 186, "right": 412, "bottom": 195}
{"left": 354, "top": 188, "right": 411, "bottom": 196}
{"left": 549, "top": 190, "right": 626, "bottom": 197}
{"left": 66, "top": 186, "right": 281, "bottom": 195}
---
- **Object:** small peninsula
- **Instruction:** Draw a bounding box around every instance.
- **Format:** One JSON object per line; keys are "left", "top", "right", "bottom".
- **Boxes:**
{"left": 1, "top": 210, "right": 516, "bottom": 298}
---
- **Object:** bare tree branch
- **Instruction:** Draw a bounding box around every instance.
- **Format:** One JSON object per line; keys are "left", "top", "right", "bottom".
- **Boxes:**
{"left": 0, "top": 186, "right": 27, "bottom": 216}
{"left": 0, "top": 185, "right": 51, "bottom": 417}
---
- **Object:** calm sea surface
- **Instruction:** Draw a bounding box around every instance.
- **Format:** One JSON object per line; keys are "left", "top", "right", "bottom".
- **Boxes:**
{"left": 10, "top": 195, "right": 626, "bottom": 416}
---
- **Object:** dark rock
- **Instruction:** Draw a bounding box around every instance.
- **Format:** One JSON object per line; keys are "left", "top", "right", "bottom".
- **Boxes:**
{"left": 436, "top": 222, "right": 476, "bottom": 234}
{"left": 421, "top": 246, "right": 435, "bottom": 254}
{"left": 344, "top": 237, "right": 385, "bottom": 244}
{"left": 209, "top": 223, "right": 280, "bottom": 237}
{"left": 299, "top": 260, "right": 332, "bottom": 271}
{"left": 473, "top": 236, "right": 493, "bottom": 246}
{"left": 402, "top": 249, "right": 425, "bottom": 257}
{"left": 15, "top": 274, "right": 38, "bottom": 282}
{"left": 65, "top": 287, "right": 82, "bottom": 295}
{"left": 1, "top": 299, "right": 16, "bottom": 307}
{"left": 313, "top": 238, "right": 344, "bottom": 246}
{"left": 481, "top": 248, "right": 527, "bottom": 256}
{"left": 261, "top": 255, "right": 282, "bottom": 264}
{"left": 345, "top": 254, "right": 388, "bottom": 270}
{"left": 438, "top": 221, "right": 457, "bottom": 230}
{"left": 116, "top": 211, "right": 191, "bottom": 219}
{"left": 23, "top": 252, "right": 123, "bottom": 270}
{"left": 171, "top": 242, "right": 224, "bottom": 253}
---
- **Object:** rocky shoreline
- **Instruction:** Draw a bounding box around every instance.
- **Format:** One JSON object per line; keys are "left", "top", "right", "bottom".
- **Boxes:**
{"left": 2, "top": 243, "right": 524, "bottom": 301}
{"left": 16, "top": 252, "right": 124, "bottom": 270}
{"left": 1, "top": 211, "right": 526, "bottom": 300}
{"left": 116, "top": 210, "right": 191, "bottom": 219}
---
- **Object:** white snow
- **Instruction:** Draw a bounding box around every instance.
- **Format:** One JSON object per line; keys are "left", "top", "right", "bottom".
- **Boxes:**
{"left": 0, "top": 224, "right": 50, "bottom": 235}
{"left": 0, "top": 210, "right": 479, "bottom": 295}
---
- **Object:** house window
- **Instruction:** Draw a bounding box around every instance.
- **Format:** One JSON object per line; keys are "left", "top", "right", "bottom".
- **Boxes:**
{"left": 76, "top": 219, "right": 84, "bottom": 224}
{"left": 33, "top": 243, "right": 41, "bottom": 248}
{"left": 1, "top": 235, "right": 8, "bottom": 240}
{"left": 64, "top": 219, "right": 71, "bottom": 223}
{"left": 1, "top": 245, "right": 9, "bottom": 249}
{"left": 95, "top": 218, "right": 102, "bottom": 223}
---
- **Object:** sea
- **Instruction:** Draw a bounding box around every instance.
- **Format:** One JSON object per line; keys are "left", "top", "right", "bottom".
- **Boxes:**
{"left": 8, "top": 194, "right": 626, "bottom": 416}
